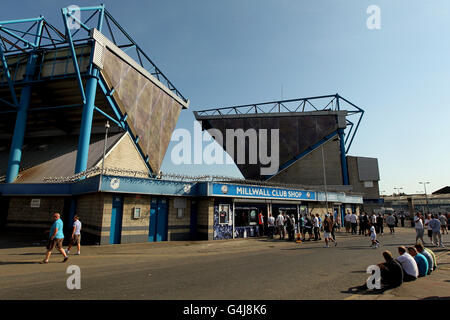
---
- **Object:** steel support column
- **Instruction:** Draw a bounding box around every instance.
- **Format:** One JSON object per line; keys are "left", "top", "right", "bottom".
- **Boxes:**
{"left": 74, "top": 68, "right": 99, "bottom": 174}
{"left": 338, "top": 128, "right": 349, "bottom": 185}
{"left": 5, "top": 54, "right": 37, "bottom": 183}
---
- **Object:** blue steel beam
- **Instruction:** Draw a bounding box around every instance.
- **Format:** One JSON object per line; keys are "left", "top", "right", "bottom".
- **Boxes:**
{"left": 74, "top": 68, "right": 99, "bottom": 174}
{"left": 97, "top": 75, "right": 124, "bottom": 126}
{"left": 97, "top": 74, "right": 153, "bottom": 173}
{"left": 346, "top": 110, "right": 364, "bottom": 154}
{"left": 94, "top": 106, "right": 123, "bottom": 127}
{"left": 336, "top": 95, "right": 349, "bottom": 185}
{"left": 5, "top": 53, "right": 38, "bottom": 183}
{"left": 61, "top": 7, "right": 86, "bottom": 104}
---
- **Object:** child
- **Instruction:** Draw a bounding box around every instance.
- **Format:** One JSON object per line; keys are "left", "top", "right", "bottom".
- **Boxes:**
{"left": 370, "top": 223, "right": 380, "bottom": 248}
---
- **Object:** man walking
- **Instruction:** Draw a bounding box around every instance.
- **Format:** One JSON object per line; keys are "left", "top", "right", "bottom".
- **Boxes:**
{"left": 386, "top": 213, "right": 396, "bottom": 234}
{"left": 377, "top": 213, "right": 384, "bottom": 235}
{"left": 429, "top": 214, "right": 444, "bottom": 247}
{"left": 439, "top": 213, "right": 448, "bottom": 235}
{"left": 66, "top": 215, "right": 82, "bottom": 255}
{"left": 41, "top": 213, "right": 68, "bottom": 264}
{"left": 323, "top": 214, "right": 336, "bottom": 247}
{"left": 414, "top": 212, "right": 425, "bottom": 244}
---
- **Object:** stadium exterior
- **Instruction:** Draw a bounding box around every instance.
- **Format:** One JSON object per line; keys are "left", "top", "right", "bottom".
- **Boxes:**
{"left": 0, "top": 5, "right": 376, "bottom": 244}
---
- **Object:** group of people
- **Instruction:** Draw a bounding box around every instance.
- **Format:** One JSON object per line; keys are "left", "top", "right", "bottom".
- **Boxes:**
{"left": 344, "top": 211, "right": 396, "bottom": 236}
{"left": 414, "top": 212, "right": 447, "bottom": 247}
{"left": 265, "top": 211, "right": 339, "bottom": 248}
{"left": 40, "top": 213, "right": 82, "bottom": 264}
{"left": 265, "top": 211, "right": 297, "bottom": 241}
{"left": 370, "top": 244, "right": 438, "bottom": 290}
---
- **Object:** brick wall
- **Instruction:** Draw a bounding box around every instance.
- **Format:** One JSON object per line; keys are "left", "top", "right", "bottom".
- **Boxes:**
{"left": 270, "top": 138, "right": 343, "bottom": 186}
{"left": 99, "top": 133, "right": 149, "bottom": 173}
{"left": 7, "top": 196, "right": 65, "bottom": 230}
{"left": 120, "top": 194, "right": 151, "bottom": 244}
{"left": 167, "top": 197, "right": 191, "bottom": 241}
{"left": 76, "top": 193, "right": 109, "bottom": 244}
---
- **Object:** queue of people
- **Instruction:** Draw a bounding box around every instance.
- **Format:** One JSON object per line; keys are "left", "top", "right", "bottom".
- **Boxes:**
{"left": 266, "top": 210, "right": 340, "bottom": 248}
{"left": 344, "top": 211, "right": 389, "bottom": 236}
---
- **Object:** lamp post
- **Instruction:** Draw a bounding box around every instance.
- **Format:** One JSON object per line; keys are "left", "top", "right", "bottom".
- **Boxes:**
{"left": 419, "top": 182, "right": 430, "bottom": 214}
{"left": 394, "top": 187, "right": 403, "bottom": 196}
{"left": 99, "top": 121, "right": 110, "bottom": 190}
{"left": 321, "top": 145, "right": 329, "bottom": 215}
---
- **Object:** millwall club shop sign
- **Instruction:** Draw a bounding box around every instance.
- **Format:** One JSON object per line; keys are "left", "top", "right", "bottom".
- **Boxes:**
{"left": 211, "top": 183, "right": 316, "bottom": 201}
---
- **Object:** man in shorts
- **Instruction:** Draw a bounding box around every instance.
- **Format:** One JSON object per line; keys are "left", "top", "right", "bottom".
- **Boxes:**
{"left": 41, "top": 213, "right": 68, "bottom": 264}
{"left": 438, "top": 213, "right": 448, "bottom": 235}
{"left": 323, "top": 214, "right": 336, "bottom": 248}
{"left": 66, "top": 215, "right": 82, "bottom": 255}
{"left": 369, "top": 222, "right": 380, "bottom": 248}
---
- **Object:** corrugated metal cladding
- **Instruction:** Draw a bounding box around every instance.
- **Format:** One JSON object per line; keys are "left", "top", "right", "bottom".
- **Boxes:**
{"left": 99, "top": 43, "right": 183, "bottom": 174}
{"left": 357, "top": 157, "right": 380, "bottom": 181}
{"left": 202, "top": 113, "right": 339, "bottom": 180}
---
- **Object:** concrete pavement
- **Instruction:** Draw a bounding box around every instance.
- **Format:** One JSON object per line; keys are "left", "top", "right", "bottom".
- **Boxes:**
{"left": 0, "top": 227, "right": 448, "bottom": 299}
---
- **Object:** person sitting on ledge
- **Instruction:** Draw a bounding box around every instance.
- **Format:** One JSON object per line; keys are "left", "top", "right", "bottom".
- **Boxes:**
{"left": 414, "top": 243, "right": 434, "bottom": 275}
{"left": 377, "top": 250, "right": 404, "bottom": 289}
{"left": 396, "top": 246, "right": 418, "bottom": 282}
{"left": 407, "top": 246, "right": 428, "bottom": 278}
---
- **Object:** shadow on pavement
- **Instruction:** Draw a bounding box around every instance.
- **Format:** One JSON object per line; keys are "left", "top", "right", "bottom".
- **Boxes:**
{"left": 0, "top": 261, "right": 41, "bottom": 265}
{"left": 421, "top": 296, "right": 450, "bottom": 300}
{"left": 341, "top": 284, "right": 390, "bottom": 295}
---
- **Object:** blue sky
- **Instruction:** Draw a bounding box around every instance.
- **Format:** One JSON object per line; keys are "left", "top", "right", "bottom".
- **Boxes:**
{"left": 2, "top": 0, "right": 449, "bottom": 195}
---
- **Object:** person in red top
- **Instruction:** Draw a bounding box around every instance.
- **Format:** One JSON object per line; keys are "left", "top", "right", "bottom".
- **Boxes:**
{"left": 258, "top": 211, "right": 265, "bottom": 237}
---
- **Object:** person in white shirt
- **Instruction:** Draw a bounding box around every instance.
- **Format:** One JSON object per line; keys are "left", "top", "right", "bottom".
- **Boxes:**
{"left": 344, "top": 213, "right": 351, "bottom": 233}
{"left": 313, "top": 214, "right": 320, "bottom": 241}
{"left": 267, "top": 214, "right": 275, "bottom": 239}
{"left": 396, "top": 246, "right": 418, "bottom": 282}
{"left": 66, "top": 215, "right": 82, "bottom": 255}
{"left": 276, "top": 212, "right": 285, "bottom": 240}
{"left": 414, "top": 212, "right": 425, "bottom": 244}
{"left": 369, "top": 223, "right": 380, "bottom": 248}
{"left": 371, "top": 214, "right": 377, "bottom": 225}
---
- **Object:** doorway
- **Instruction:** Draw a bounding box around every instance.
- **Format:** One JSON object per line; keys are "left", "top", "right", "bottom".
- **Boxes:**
{"left": 149, "top": 197, "right": 168, "bottom": 242}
